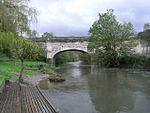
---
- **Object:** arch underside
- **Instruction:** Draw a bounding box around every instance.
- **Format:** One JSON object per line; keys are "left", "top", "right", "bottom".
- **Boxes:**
{"left": 52, "top": 48, "right": 88, "bottom": 59}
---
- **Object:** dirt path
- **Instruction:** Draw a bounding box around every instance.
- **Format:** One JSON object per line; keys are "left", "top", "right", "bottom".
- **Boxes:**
{"left": 23, "top": 74, "right": 49, "bottom": 86}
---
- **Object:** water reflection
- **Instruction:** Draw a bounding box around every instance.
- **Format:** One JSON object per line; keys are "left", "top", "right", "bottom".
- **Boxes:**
{"left": 39, "top": 61, "right": 150, "bottom": 113}
{"left": 88, "top": 66, "right": 134, "bottom": 113}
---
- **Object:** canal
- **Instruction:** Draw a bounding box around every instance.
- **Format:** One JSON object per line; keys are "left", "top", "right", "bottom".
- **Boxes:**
{"left": 39, "top": 61, "right": 150, "bottom": 113}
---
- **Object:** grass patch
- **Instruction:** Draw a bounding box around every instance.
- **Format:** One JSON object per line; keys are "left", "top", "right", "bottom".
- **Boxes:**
{"left": 0, "top": 53, "right": 57, "bottom": 84}
{"left": 0, "top": 52, "right": 11, "bottom": 61}
{"left": 0, "top": 60, "right": 40, "bottom": 83}
{"left": 17, "top": 60, "right": 46, "bottom": 67}
{"left": 50, "top": 66, "right": 59, "bottom": 70}
{"left": 0, "top": 62, "right": 18, "bottom": 78}
{"left": 0, "top": 75, "right": 4, "bottom": 85}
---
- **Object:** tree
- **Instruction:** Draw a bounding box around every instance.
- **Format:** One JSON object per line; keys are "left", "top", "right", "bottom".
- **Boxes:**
{"left": 0, "top": 0, "right": 38, "bottom": 57}
{"left": 0, "top": 0, "right": 40, "bottom": 82}
{"left": 0, "top": 32, "right": 15, "bottom": 56}
{"left": 80, "top": 53, "right": 91, "bottom": 63}
{"left": 0, "top": 0, "right": 37, "bottom": 36}
{"left": 11, "top": 37, "right": 39, "bottom": 81}
{"left": 88, "top": 9, "right": 136, "bottom": 67}
{"left": 28, "top": 30, "right": 39, "bottom": 38}
{"left": 42, "top": 32, "right": 55, "bottom": 38}
{"left": 144, "top": 23, "right": 150, "bottom": 31}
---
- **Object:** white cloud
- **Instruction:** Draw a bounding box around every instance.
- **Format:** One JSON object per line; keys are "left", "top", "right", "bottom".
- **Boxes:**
{"left": 31, "top": 0, "right": 150, "bottom": 36}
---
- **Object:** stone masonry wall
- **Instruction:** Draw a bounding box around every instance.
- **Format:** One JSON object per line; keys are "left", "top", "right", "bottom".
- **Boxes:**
{"left": 46, "top": 41, "right": 88, "bottom": 59}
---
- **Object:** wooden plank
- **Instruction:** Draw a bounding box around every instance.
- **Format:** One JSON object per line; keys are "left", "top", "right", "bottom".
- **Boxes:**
{"left": 24, "top": 87, "right": 34, "bottom": 113}
{"left": 1, "top": 84, "right": 10, "bottom": 113}
{"left": 36, "top": 86, "right": 58, "bottom": 113}
{"left": 22, "top": 87, "right": 30, "bottom": 113}
{"left": 37, "top": 87, "right": 54, "bottom": 113}
{"left": 27, "top": 86, "right": 40, "bottom": 113}
{"left": 32, "top": 87, "right": 51, "bottom": 113}
{"left": 0, "top": 82, "right": 58, "bottom": 113}
{"left": 28, "top": 87, "right": 44, "bottom": 113}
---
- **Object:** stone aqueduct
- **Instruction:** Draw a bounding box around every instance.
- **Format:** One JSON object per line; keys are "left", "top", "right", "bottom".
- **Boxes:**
{"left": 46, "top": 37, "right": 89, "bottom": 59}
{"left": 33, "top": 37, "right": 150, "bottom": 64}
{"left": 33, "top": 37, "right": 89, "bottom": 63}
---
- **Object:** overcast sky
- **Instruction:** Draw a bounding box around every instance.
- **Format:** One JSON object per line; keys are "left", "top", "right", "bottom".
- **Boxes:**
{"left": 31, "top": 0, "right": 150, "bottom": 36}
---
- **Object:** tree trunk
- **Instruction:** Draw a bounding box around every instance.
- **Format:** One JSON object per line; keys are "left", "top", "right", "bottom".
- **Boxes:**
{"left": 19, "top": 60, "right": 24, "bottom": 82}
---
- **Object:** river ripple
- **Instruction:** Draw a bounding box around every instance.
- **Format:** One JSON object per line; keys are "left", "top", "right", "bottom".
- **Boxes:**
{"left": 39, "top": 61, "right": 150, "bottom": 113}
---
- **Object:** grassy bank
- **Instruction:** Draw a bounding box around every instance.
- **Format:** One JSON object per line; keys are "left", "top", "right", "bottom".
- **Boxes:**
{"left": 0, "top": 53, "right": 54, "bottom": 85}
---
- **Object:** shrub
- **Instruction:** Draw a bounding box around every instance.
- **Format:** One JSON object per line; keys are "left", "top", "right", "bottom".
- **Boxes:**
{"left": 118, "top": 54, "right": 150, "bottom": 68}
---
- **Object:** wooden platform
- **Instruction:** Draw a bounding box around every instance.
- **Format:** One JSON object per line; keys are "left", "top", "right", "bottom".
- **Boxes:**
{"left": 0, "top": 82, "right": 58, "bottom": 113}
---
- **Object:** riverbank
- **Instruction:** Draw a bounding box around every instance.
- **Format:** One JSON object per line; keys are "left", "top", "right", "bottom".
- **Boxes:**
{"left": 23, "top": 73, "right": 49, "bottom": 86}
{"left": 0, "top": 52, "right": 56, "bottom": 85}
{"left": 118, "top": 54, "right": 150, "bottom": 69}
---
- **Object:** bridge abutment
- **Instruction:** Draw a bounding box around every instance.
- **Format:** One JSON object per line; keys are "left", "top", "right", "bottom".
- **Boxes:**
{"left": 47, "top": 58, "right": 55, "bottom": 66}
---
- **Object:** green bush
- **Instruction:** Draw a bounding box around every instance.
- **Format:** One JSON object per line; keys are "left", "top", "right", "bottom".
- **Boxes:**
{"left": 80, "top": 53, "right": 91, "bottom": 63}
{"left": 94, "top": 50, "right": 119, "bottom": 67}
{"left": 118, "top": 54, "right": 150, "bottom": 68}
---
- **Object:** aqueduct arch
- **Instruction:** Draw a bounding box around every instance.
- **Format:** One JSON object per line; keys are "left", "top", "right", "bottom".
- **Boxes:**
{"left": 45, "top": 37, "right": 89, "bottom": 64}
{"left": 52, "top": 49, "right": 88, "bottom": 65}
{"left": 53, "top": 48, "right": 88, "bottom": 59}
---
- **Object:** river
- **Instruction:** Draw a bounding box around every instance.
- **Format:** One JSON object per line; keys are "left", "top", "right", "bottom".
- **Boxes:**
{"left": 39, "top": 61, "right": 150, "bottom": 113}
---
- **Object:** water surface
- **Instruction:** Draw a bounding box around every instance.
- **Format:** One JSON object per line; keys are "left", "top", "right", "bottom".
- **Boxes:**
{"left": 39, "top": 61, "right": 150, "bottom": 113}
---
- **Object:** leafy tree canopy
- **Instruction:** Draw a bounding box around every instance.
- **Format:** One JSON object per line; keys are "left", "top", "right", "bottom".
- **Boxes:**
{"left": 144, "top": 23, "right": 150, "bottom": 31}
{"left": 0, "top": 0, "right": 41, "bottom": 82}
{"left": 42, "top": 32, "right": 55, "bottom": 38}
{"left": 0, "top": 0, "right": 37, "bottom": 36}
{"left": 11, "top": 36, "right": 40, "bottom": 80}
{"left": 88, "top": 9, "right": 136, "bottom": 67}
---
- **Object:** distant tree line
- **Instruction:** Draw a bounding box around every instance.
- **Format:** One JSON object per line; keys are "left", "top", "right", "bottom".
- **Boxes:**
{"left": 42, "top": 32, "right": 55, "bottom": 38}
{"left": 55, "top": 51, "right": 80, "bottom": 65}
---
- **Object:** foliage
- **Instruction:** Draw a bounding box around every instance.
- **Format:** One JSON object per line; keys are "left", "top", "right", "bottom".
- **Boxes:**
{"left": 137, "top": 29, "right": 150, "bottom": 45}
{"left": 55, "top": 51, "right": 80, "bottom": 65}
{"left": 0, "top": 53, "right": 40, "bottom": 81}
{"left": 144, "top": 23, "right": 150, "bottom": 31}
{"left": 0, "top": 62, "right": 18, "bottom": 79}
{"left": 0, "top": 52, "right": 10, "bottom": 60}
{"left": 42, "top": 32, "right": 55, "bottom": 38}
{"left": 0, "top": 60, "right": 43, "bottom": 83}
{"left": 0, "top": 0, "right": 38, "bottom": 58}
{"left": 12, "top": 37, "right": 39, "bottom": 61}
{"left": 11, "top": 36, "right": 40, "bottom": 80}
{"left": 0, "top": 52, "right": 55, "bottom": 84}
{"left": 0, "top": 75, "right": 4, "bottom": 85}
{"left": 80, "top": 53, "right": 91, "bottom": 63}
{"left": 88, "top": 9, "right": 136, "bottom": 67}
{"left": 0, "top": 32, "right": 16, "bottom": 56}
{"left": 0, "top": 0, "right": 37, "bottom": 36}
{"left": 55, "top": 51, "right": 91, "bottom": 65}
{"left": 28, "top": 30, "right": 39, "bottom": 38}
{"left": 118, "top": 54, "right": 150, "bottom": 68}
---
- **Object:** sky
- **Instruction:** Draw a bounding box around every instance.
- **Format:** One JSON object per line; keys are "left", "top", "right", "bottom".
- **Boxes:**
{"left": 31, "top": 0, "right": 150, "bottom": 36}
